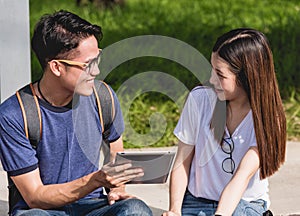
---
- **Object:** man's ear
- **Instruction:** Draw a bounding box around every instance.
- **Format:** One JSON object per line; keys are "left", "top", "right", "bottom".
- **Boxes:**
{"left": 48, "top": 60, "right": 64, "bottom": 77}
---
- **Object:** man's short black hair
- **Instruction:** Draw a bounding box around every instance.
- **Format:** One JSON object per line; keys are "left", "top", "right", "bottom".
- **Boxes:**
{"left": 31, "top": 10, "right": 102, "bottom": 69}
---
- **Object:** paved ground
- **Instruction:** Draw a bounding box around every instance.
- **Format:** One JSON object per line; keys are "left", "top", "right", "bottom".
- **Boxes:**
{"left": 0, "top": 142, "right": 299, "bottom": 216}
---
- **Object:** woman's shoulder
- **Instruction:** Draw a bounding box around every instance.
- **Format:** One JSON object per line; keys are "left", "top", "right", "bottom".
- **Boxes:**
{"left": 191, "top": 85, "right": 215, "bottom": 94}
{"left": 189, "top": 85, "right": 216, "bottom": 103}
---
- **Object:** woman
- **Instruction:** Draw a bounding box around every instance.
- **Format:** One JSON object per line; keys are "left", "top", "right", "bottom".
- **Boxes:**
{"left": 163, "top": 28, "right": 286, "bottom": 216}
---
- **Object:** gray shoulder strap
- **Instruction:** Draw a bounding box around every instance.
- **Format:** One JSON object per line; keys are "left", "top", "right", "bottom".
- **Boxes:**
{"left": 93, "top": 80, "right": 115, "bottom": 140}
{"left": 15, "top": 83, "right": 42, "bottom": 149}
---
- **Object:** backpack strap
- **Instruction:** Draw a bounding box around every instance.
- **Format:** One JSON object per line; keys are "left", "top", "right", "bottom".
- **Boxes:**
{"left": 93, "top": 80, "right": 115, "bottom": 141}
{"left": 15, "top": 83, "right": 42, "bottom": 148}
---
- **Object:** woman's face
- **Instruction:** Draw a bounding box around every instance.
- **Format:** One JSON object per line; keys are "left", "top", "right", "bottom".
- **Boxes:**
{"left": 209, "top": 53, "right": 245, "bottom": 101}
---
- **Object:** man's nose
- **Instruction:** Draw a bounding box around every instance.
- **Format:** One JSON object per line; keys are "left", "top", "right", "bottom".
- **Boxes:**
{"left": 90, "top": 64, "right": 100, "bottom": 76}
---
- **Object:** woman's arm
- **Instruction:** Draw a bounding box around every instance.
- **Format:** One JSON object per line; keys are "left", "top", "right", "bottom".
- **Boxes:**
{"left": 163, "top": 141, "right": 195, "bottom": 216}
{"left": 215, "top": 147, "right": 260, "bottom": 216}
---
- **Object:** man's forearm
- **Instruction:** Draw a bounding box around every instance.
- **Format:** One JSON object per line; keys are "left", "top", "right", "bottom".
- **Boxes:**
{"left": 26, "top": 170, "right": 102, "bottom": 209}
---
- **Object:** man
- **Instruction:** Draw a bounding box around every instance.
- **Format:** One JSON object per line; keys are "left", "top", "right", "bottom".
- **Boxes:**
{"left": 0, "top": 10, "right": 152, "bottom": 216}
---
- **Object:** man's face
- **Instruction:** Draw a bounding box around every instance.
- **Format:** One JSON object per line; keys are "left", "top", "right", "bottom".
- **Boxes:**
{"left": 60, "top": 36, "right": 101, "bottom": 96}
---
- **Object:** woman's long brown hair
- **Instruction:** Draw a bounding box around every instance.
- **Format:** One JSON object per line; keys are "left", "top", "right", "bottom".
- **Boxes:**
{"left": 211, "top": 28, "right": 286, "bottom": 179}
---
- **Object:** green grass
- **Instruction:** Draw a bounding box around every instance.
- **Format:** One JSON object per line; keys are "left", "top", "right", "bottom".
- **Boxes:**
{"left": 29, "top": 0, "right": 300, "bottom": 145}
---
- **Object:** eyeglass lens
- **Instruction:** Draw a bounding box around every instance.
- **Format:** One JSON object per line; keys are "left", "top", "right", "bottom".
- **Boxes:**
{"left": 222, "top": 157, "right": 235, "bottom": 174}
{"left": 86, "top": 52, "right": 102, "bottom": 74}
{"left": 222, "top": 138, "right": 234, "bottom": 153}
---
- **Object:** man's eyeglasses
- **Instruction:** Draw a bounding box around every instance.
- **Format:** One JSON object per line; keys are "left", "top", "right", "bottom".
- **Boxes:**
{"left": 221, "top": 137, "right": 235, "bottom": 174}
{"left": 54, "top": 49, "right": 102, "bottom": 75}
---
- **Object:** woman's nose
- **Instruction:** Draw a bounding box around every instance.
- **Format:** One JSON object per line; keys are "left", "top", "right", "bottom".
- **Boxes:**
{"left": 209, "top": 70, "right": 217, "bottom": 85}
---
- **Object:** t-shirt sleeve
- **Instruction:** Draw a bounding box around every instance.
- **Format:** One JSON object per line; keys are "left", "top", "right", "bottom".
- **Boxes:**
{"left": 0, "top": 96, "right": 38, "bottom": 176}
{"left": 107, "top": 88, "right": 125, "bottom": 142}
{"left": 174, "top": 87, "right": 216, "bottom": 146}
{"left": 174, "top": 91, "right": 199, "bottom": 145}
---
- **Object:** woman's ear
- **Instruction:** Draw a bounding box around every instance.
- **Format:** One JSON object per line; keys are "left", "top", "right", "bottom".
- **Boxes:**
{"left": 48, "top": 60, "right": 63, "bottom": 77}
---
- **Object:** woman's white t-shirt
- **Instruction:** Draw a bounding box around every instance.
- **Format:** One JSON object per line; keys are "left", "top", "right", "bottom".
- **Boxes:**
{"left": 174, "top": 86, "right": 269, "bottom": 206}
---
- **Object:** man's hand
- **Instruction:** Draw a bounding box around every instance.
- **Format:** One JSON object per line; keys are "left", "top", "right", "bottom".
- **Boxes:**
{"left": 96, "top": 162, "right": 144, "bottom": 188}
{"left": 108, "top": 185, "right": 134, "bottom": 205}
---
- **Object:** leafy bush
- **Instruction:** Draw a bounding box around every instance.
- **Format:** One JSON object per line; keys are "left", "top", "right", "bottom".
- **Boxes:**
{"left": 119, "top": 93, "right": 184, "bottom": 148}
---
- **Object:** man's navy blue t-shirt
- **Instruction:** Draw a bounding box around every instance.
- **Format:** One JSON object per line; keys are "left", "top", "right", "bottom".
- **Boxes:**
{"left": 0, "top": 85, "right": 124, "bottom": 212}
